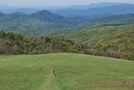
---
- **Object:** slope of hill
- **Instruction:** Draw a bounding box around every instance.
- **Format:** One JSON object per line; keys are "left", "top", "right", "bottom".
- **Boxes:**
{"left": 1, "top": 13, "right": 134, "bottom": 37}
{"left": 30, "top": 10, "right": 74, "bottom": 24}
{"left": 51, "top": 4, "right": 134, "bottom": 16}
{"left": 0, "top": 13, "right": 46, "bottom": 25}
{"left": 1, "top": 53, "right": 134, "bottom": 90}
{"left": 0, "top": 13, "right": 30, "bottom": 25}
{"left": 50, "top": 22, "right": 134, "bottom": 43}
{"left": 0, "top": 31, "right": 75, "bottom": 54}
{"left": 65, "top": 14, "right": 134, "bottom": 32}
{"left": 93, "top": 31, "right": 134, "bottom": 55}
{"left": 0, "top": 10, "right": 76, "bottom": 25}
{"left": 0, "top": 29, "right": 134, "bottom": 60}
{"left": 0, "top": 12, "right": 4, "bottom": 17}
{"left": 83, "top": 31, "right": 134, "bottom": 60}
{"left": 0, "top": 23, "right": 72, "bottom": 37}
{"left": 91, "top": 14, "right": 134, "bottom": 23}
{"left": 1, "top": 9, "right": 105, "bottom": 26}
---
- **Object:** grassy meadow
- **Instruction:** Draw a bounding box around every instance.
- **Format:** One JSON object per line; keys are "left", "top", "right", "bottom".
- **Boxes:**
{"left": 0, "top": 53, "right": 134, "bottom": 90}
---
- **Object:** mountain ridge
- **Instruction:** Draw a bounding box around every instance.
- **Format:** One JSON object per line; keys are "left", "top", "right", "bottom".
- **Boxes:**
{"left": 0, "top": 3, "right": 132, "bottom": 16}
{"left": 51, "top": 4, "right": 134, "bottom": 16}
{"left": 1, "top": 13, "right": 134, "bottom": 37}
{"left": 30, "top": 10, "right": 73, "bottom": 24}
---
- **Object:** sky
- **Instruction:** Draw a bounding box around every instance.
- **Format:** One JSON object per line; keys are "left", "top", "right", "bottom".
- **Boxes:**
{"left": 0, "top": 0, "right": 134, "bottom": 6}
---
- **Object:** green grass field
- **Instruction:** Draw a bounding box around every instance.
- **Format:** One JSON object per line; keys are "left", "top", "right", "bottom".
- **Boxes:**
{"left": 0, "top": 53, "right": 134, "bottom": 90}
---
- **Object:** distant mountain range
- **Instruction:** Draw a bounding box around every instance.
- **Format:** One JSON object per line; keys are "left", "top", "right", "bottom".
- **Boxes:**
{"left": 0, "top": 10, "right": 75, "bottom": 25}
{"left": 0, "top": 8, "right": 134, "bottom": 37}
{"left": 1, "top": 9, "right": 134, "bottom": 26}
{"left": 50, "top": 4, "right": 134, "bottom": 16}
{"left": 1, "top": 2, "right": 134, "bottom": 37}
{"left": 89, "top": 14, "right": 134, "bottom": 23}
{"left": 0, "top": 2, "right": 133, "bottom": 16}
{"left": 41, "top": 2, "right": 126, "bottom": 10}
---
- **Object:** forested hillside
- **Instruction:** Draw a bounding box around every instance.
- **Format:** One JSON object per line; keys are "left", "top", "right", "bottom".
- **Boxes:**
{"left": 0, "top": 4, "right": 134, "bottom": 61}
{"left": 0, "top": 7, "right": 134, "bottom": 35}
{"left": 30, "top": 10, "right": 73, "bottom": 24}
{"left": 51, "top": 22, "right": 134, "bottom": 43}
{"left": 0, "top": 31, "right": 134, "bottom": 60}
{"left": 0, "top": 10, "right": 75, "bottom": 25}
{"left": 1, "top": 13, "right": 134, "bottom": 37}
{"left": 0, "top": 31, "right": 75, "bottom": 54}
{"left": 90, "top": 14, "right": 134, "bottom": 23}
{"left": 86, "top": 31, "right": 134, "bottom": 60}
{"left": 0, "top": 23, "right": 72, "bottom": 37}
{"left": 93, "top": 31, "right": 134, "bottom": 56}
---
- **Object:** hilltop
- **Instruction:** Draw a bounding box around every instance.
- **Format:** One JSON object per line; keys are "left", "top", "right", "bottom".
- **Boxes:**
{"left": 30, "top": 10, "right": 73, "bottom": 24}
{"left": 0, "top": 10, "right": 75, "bottom": 25}
{"left": 0, "top": 53, "right": 134, "bottom": 90}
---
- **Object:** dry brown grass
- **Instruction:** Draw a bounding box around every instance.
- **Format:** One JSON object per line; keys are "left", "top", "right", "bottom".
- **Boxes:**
{"left": 107, "top": 79, "right": 134, "bottom": 87}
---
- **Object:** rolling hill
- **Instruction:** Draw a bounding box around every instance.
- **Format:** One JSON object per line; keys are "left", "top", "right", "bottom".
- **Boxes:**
{"left": 30, "top": 10, "right": 73, "bottom": 24}
{"left": 0, "top": 2, "right": 134, "bottom": 90}
{"left": 50, "top": 22, "right": 134, "bottom": 43}
{"left": 1, "top": 12, "right": 134, "bottom": 37}
{"left": 0, "top": 10, "right": 75, "bottom": 25}
{"left": 90, "top": 14, "right": 134, "bottom": 23}
{"left": 0, "top": 53, "right": 134, "bottom": 90}
{"left": 0, "top": 23, "right": 73, "bottom": 37}
{"left": 1, "top": 26, "right": 134, "bottom": 60}
{"left": 0, "top": 5, "right": 134, "bottom": 60}
{"left": 48, "top": 22, "right": 134, "bottom": 60}
{"left": 93, "top": 31, "right": 134, "bottom": 55}
{"left": 0, "top": 12, "right": 4, "bottom": 17}
{"left": 85, "top": 31, "right": 134, "bottom": 60}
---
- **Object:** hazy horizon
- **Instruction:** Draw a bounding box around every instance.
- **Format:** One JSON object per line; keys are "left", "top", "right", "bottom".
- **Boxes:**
{"left": 0, "top": 0, "right": 134, "bottom": 7}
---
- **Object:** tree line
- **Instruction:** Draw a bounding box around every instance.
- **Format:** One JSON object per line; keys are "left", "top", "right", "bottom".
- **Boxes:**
{"left": 0, "top": 31, "right": 134, "bottom": 60}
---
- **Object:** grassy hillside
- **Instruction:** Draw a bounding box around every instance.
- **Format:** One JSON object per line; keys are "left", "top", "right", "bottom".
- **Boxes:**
{"left": 0, "top": 53, "right": 134, "bottom": 90}
{"left": 51, "top": 22, "right": 134, "bottom": 43}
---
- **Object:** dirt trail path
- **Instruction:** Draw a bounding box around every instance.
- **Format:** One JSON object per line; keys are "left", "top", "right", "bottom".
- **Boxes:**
{"left": 38, "top": 55, "right": 55, "bottom": 90}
